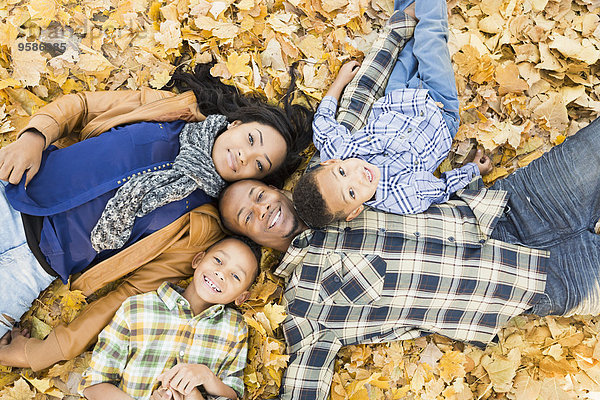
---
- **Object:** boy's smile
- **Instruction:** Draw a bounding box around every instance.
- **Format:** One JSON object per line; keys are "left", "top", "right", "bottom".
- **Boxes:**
{"left": 315, "top": 158, "right": 381, "bottom": 220}
{"left": 184, "top": 238, "right": 258, "bottom": 314}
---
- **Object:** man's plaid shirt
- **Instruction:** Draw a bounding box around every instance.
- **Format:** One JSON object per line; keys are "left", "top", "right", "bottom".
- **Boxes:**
{"left": 79, "top": 282, "right": 247, "bottom": 400}
{"left": 276, "top": 185, "right": 548, "bottom": 399}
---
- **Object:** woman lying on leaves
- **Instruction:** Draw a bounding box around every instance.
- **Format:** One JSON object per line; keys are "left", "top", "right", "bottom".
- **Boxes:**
{"left": 0, "top": 62, "right": 313, "bottom": 371}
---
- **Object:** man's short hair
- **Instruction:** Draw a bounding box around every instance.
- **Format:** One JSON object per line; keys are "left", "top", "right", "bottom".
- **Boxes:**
{"left": 218, "top": 184, "right": 238, "bottom": 234}
{"left": 292, "top": 166, "right": 342, "bottom": 229}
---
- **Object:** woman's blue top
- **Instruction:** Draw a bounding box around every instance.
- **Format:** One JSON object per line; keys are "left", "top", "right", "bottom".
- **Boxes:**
{"left": 6, "top": 120, "right": 211, "bottom": 282}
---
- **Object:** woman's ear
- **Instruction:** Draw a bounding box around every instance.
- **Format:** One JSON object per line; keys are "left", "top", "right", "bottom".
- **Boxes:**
{"left": 234, "top": 291, "right": 251, "bottom": 306}
{"left": 320, "top": 159, "right": 340, "bottom": 166}
{"left": 345, "top": 205, "right": 364, "bottom": 222}
{"left": 191, "top": 252, "right": 206, "bottom": 269}
{"left": 227, "top": 120, "right": 243, "bottom": 130}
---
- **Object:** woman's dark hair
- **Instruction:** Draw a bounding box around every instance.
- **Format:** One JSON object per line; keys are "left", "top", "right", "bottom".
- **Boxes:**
{"left": 168, "top": 63, "right": 314, "bottom": 187}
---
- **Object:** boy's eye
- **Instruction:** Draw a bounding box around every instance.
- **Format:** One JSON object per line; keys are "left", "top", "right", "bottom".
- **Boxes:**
{"left": 245, "top": 212, "right": 252, "bottom": 224}
{"left": 233, "top": 273, "right": 241, "bottom": 281}
{"left": 214, "top": 257, "right": 222, "bottom": 265}
{"left": 248, "top": 133, "right": 254, "bottom": 145}
{"left": 258, "top": 191, "right": 264, "bottom": 201}
{"left": 256, "top": 160, "right": 263, "bottom": 172}
{"left": 339, "top": 167, "right": 345, "bottom": 177}
{"left": 349, "top": 188, "right": 355, "bottom": 199}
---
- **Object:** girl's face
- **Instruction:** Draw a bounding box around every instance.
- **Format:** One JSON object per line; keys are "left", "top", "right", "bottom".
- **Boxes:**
{"left": 212, "top": 120, "right": 287, "bottom": 182}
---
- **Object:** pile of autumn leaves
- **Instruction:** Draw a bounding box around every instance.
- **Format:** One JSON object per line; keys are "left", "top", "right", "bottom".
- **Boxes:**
{"left": 1, "top": 0, "right": 600, "bottom": 398}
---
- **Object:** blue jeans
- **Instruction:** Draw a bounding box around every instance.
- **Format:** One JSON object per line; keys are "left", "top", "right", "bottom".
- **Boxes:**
{"left": 0, "top": 181, "right": 54, "bottom": 337}
{"left": 490, "top": 117, "right": 600, "bottom": 316}
{"left": 385, "top": 0, "right": 460, "bottom": 137}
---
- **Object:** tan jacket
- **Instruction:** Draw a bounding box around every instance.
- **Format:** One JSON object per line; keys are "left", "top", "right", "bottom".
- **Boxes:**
{"left": 20, "top": 89, "right": 225, "bottom": 371}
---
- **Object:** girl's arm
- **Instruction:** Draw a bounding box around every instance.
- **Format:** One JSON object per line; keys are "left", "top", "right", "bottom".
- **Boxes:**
{"left": 83, "top": 383, "right": 135, "bottom": 400}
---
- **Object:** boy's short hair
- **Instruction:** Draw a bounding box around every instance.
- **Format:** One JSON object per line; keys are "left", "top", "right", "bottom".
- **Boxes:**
{"left": 293, "top": 166, "right": 343, "bottom": 229}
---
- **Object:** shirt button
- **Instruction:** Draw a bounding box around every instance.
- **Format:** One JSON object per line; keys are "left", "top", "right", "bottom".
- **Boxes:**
{"left": 448, "top": 237, "right": 455, "bottom": 242}
{"left": 414, "top": 232, "right": 420, "bottom": 237}
{"left": 479, "top": 239, "right": 486, "bottom": 244}
{"left": 179, "top": 350, "right": 185, "bottom": 357}
{"left": 420, "top": 111, "right": 424, "bottom": 116}
{"left": 333, "top": 276, "right": 341, "bottom": 283}
{"left": 368, "top": 136, "right": 373, "bottom": 141}
{"left": 379, "top": 228, "right": 385, "bottom": 234}
{"left": 408, "top": 128, "right": 412, "bottom": 133}
{"left": 178, "top": 299, "right": 185, "bottom": 306}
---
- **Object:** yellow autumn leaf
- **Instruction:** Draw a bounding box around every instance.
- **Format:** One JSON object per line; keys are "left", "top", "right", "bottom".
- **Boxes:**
{"left": 226, "top": 52, "right": 252, "bottom": 77}
{"left": 262, "top": 303, "right": 287, "bottom": 330}
{"left": 438, "top": 351, "right": 467, "bottom": 383}
{"left": 0, "top": 378, "right": 35, "bottom": 400}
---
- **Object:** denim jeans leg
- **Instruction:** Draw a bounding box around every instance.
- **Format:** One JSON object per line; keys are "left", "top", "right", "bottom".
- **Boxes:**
{"left": 0, "top": 181, "right": 55, "bottom": 337}
{"left": 386, "top": 0, "right": 460, "bottom": 136}
{"left": 490, "top": 117, "right": 600, "bottom": 316}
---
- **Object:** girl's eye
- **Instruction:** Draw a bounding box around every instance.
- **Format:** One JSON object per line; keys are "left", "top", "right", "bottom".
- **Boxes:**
{"left": 339, "top": 167, "right": 346, "bottom": 177}
{"left": 248, "top": 133, "right": 254, "bottom": 145}
{"left": 256, "top": 160, "right": 263, "bottom": 172}
{"left": 349, "top": 188, "right": 355, "bottom": 199}
{"left": 214, "top": 257, "right": 222, "bottom": 265}
{"left": 233, "top": 273, "right": 240, "bottom": 282}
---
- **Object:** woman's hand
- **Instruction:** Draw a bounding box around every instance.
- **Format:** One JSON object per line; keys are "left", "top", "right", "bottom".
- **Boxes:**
{"left": 0, "top": 129, "right": 45, "bottom": 186}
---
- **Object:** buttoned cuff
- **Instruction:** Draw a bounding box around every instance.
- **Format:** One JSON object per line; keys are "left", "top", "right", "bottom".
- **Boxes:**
{"left": 25, "top": 331, "right": 65, "bottom": 372}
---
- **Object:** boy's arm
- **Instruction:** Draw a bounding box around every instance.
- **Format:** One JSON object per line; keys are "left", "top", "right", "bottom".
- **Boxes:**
{"left": 376, "top": 163, "right": 481, "bottom": 215}
{"left": 82, "top": 383, "right": 135, "bottom": 400}
{"left": 78, "top": 301, "right": 132, "bottom": 398}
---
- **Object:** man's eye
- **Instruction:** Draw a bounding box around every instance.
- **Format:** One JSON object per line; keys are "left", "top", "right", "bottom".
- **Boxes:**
{"left": 248, "top": 133, "right": 254, "bottom": 145}
{"left": 339, "top": 167, "right": 345, "bottom": 177}
{"left": 256, "top": 160, "right": 263, "bottom": 172}
{"left": 349, "top": 188, "right": 355, "bottom": 199}
{"left": 214, "top": 257, "right": 222, "bottom": 265}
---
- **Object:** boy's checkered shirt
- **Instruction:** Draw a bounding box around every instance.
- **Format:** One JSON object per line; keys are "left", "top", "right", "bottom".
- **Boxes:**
{"left": 79, "top": 282, "right": 247, "bottom": 400}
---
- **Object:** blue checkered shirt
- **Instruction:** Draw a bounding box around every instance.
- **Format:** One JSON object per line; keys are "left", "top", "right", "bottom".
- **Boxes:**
{"left": 313, "top": 93, "right": 480, "bottom": 215}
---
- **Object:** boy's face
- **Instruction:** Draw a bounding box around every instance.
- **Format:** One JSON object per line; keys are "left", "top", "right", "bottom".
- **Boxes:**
{"left": 190, "top": 238, "right": 258, "bottom": 306}
{"left": 315, "top": 158, "right": 381, "bottom": 221}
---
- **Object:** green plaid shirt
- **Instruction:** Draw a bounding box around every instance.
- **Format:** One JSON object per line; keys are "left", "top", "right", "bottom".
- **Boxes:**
{"left": 79, "top": 282, "right": 247, "bottom": 400}
{"left": 276, "top": 183, "right": 549, "bottom": 399}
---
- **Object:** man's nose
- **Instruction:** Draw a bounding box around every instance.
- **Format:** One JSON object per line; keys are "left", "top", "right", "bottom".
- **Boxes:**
{"left": 253, "top": 202, "right": 270, "bottom": 220}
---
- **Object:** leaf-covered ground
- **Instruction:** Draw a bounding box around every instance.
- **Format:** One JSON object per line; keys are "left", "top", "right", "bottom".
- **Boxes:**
{"left": 0, "top": 0, "right": 599, "bottom": 398}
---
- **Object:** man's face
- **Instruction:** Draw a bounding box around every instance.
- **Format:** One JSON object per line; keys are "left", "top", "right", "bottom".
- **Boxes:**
{"left": 219, "top": 180, "right": 305, "bottom": 251}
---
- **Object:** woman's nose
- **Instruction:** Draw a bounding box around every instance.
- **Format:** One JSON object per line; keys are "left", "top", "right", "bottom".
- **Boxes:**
{"left": 238, "top": 150, "right": 246, "bottom": 165}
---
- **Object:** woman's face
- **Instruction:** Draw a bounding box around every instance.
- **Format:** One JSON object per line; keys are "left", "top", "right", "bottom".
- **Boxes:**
{"left": 212, "top": 120, "right": 287, "bottom": 182}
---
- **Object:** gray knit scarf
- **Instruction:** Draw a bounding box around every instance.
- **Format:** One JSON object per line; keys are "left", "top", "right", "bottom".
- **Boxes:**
{"left": 90, "top": 114, "right": 228, "bottom": 252}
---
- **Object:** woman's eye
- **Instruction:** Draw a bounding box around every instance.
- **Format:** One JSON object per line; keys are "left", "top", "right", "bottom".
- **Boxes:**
{"left": 248, "top": 133, "right": 254, "bottom": 145}
{"left": 256, "top": 160, "right": 263, "bottom": 172}
{"left": 349, "top": 188, "right": 355, "bottom": 199}
{"left": 214, "top": 257, "right": 222, "bottom": 265}
{"left": 339, "top": 167, "right": 345, "bottom": 177}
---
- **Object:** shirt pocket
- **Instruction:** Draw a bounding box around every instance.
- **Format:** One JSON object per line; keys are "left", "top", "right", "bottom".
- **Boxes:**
{"left": 319, "top": 253, "right": 387, "bottom": 305}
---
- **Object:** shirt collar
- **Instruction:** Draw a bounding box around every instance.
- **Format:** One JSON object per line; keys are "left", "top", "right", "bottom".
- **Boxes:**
{"left": 274, "top": 230, "right": 313, "bottom": 279}
{"left": 156, "top": 282, "right": 225, "bottom": 318}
